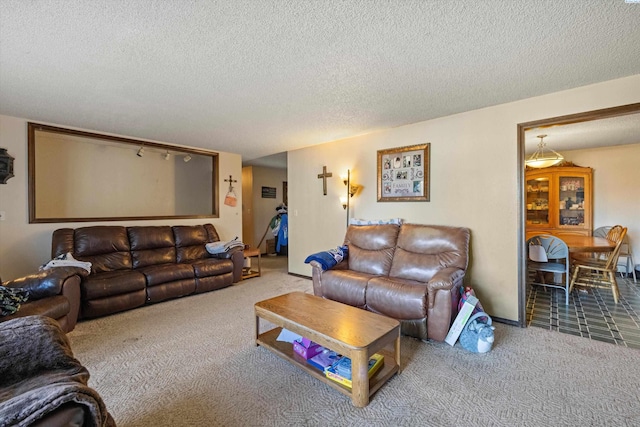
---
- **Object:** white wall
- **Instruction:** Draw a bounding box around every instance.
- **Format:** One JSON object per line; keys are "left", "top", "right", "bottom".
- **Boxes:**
{"left": 0, "top": 115, "right": 243, "bottom": 280}
{"left": 562, "top": 143, "right": 640, "bottom": 264}
{"left": 287, "top": 74, "right": 640, "bottom": 322}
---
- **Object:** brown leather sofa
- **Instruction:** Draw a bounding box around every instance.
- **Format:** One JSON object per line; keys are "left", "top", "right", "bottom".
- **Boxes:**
{"left": 51, "top": 224, "right": 244, "bottom": 320}
{"left": 310, "top": 223, "right": 470, "bottom": 342}
{"left": 1, "top": 267, "right": 87, "bottom": 333}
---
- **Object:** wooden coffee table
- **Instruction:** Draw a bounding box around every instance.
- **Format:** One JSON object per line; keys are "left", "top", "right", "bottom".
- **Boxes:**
{"left": 254, "top": 292, "right": 400, "bottom": 407}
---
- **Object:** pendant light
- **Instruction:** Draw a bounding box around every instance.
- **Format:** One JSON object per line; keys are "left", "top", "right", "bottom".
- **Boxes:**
{"left": 526, "top": 134, "right": 564, "bottom": 168}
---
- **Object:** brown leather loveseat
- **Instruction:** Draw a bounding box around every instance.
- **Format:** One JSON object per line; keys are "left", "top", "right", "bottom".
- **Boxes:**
{"left": 51, "top": 224, "right": 243, "bottom": 320}
{"left": 310, "top": 223, "right": 470, "bottom": 342}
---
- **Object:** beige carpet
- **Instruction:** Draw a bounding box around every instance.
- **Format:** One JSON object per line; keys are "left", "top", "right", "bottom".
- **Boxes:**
{"left": 68, "top": 258, "right": 640, "bottom": 426}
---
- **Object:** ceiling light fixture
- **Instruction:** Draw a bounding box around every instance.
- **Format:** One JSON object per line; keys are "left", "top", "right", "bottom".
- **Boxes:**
{"left": 136, "top": 146, "right": 144, "bottom": 157}
{"left": 163, "top": 151, "right": 170, "bottom": 160}
{"left": 525, "top": 134, "right": 564, "bottom": 168}
{"left": 183, "top": 154, "right": 192, "bottom": 163}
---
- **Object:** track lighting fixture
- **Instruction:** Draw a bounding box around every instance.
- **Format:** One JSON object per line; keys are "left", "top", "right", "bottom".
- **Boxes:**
{"left": 163, "top": 151, "right": 170, "bottom": 160}
{"left": 183, "top": 154, "right": 192, "bottom": 163}
{"left": 136, "top": 146, "right": 144, "bottom": 157}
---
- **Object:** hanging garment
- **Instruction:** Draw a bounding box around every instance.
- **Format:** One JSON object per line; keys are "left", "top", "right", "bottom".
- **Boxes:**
{"left": 276, "top": 214, "right": 288, "bottom": 252}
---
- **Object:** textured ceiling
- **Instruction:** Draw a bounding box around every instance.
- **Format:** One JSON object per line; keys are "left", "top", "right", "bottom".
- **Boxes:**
{"left": 1, "top": 1, "right": 639, "bottom": 167}
{"left": 525, "top": 113, "right": 640, "bottom": 155}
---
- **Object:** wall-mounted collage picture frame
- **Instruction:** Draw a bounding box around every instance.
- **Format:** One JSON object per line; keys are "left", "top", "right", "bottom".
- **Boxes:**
{"left": 377, "top": 143, "right": 430, "bottom": 202}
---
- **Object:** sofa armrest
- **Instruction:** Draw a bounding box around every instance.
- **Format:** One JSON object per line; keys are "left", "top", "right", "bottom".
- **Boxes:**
{"left": 425, "top": 267, "right": 466, "bottom": 341}
{"left": 310, "top": 261, "right": 324, "bottom": 295}
{"left": 3, "top": 267, "right": 88, "bottom": 300}
{"left": 59, "top": 275, "right": 81, "bottom": 332}
{"left": 3, "top": 268, "right": 84, "bottom": 333}
{"left": 209, "top": 247, "right": 244, "bottom": 283}
{"left": 426, "top": 267, "right": 465, "bottom": 309}
{"left": 310, "top": 259, "right": 349, "bottom": 296}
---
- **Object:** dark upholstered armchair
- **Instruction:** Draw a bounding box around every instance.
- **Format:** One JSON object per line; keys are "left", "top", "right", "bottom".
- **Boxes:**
{"left": 1, "top": 267, "right": 87, "bottom": 333}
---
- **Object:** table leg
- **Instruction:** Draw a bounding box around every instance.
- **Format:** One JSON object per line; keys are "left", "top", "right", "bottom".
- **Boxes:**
{"left": 395, "top": 334, "right": 401, "bottom": 372}
{"left": 350, "top": 350, "right": 370, "bottom": 407}
{"left": 254, "top": 313, "right": 259, "bottom": 346}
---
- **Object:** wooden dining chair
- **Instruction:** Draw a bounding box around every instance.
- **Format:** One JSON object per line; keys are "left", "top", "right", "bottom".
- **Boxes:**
{"left": 569, "top": 225, "right": 628, "bottom": 303}
{"left": 572, "top": 225, "right": 617, "bottom": 264}
{"left": 527, "top": 235, "right": 570, "bottom": 305}
{"left": 617, "top": 234, "right": 637, "bottom": 283}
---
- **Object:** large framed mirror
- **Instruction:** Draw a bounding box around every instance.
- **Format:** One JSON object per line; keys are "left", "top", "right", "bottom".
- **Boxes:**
{"left": 28, "top": 123, "right": 219, "bottom": 223}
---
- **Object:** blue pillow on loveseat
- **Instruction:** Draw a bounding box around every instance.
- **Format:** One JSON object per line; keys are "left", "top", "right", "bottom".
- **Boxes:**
{"left": 304, "top": 246, "right": 348, "bottom": 271}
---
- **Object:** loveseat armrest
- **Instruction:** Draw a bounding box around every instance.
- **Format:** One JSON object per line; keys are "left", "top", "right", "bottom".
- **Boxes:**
{"left": 425, "top": 267, "right": 466, "bottom": 341}
{"left": 310, "top": 259, "right": 349, "bottom": 296}
{"left": 426, "top": 267, "right": 465, "bottom": 308}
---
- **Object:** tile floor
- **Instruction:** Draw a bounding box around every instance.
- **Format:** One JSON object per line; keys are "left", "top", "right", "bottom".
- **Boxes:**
{"left": 526, "top": 274, "right": 640, "bottom": 349}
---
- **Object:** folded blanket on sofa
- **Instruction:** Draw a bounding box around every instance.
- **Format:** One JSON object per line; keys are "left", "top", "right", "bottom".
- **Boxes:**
{"left": 0, "top": 316, "right": 115, "bottom": 427}
{"left": 304, "top": 245, "right": 349, "bottom": 271}
{"left": 205, "top": 237, "right": 245, "bottom": 255}
{"left": 40, "top": 252, "right": 92, "bottom": 274}
{"left": 0, "top": 286, "right": 29, "bottom": 316}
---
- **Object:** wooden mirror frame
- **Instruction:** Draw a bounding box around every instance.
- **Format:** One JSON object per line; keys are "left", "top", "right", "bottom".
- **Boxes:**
{"left": 28, "top": 122, "right": 219, "bottom": 223}
{"left": 516, "top": 102, "right": 640, "bottom": 326}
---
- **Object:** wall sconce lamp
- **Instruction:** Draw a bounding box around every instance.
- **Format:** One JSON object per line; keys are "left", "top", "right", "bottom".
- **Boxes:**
{"left": 342, "top": 169, "right": 361, "bottom": 227}
{"left": 136, "top": 146, "right": 145, "bottom": 157}
{"left": 183, "top": 154, "right": 192, "bottom": 163}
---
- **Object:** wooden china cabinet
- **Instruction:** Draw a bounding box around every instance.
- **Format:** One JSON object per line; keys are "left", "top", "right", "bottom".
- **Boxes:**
{"left": 525, "top": 163, "right": 593, "bottom": 240}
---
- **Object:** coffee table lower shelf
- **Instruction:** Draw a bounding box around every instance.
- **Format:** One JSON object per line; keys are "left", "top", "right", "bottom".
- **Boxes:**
{"left": 257, "top": 327, "right": 399, "bottom": 402}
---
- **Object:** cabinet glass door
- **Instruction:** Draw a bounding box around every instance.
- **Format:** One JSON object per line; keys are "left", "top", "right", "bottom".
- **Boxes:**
{"left": 526, "top": 177, "right": 550, "bottom": 226}
{"left": 558, "top": 176, "right": 585, "bottom": 227}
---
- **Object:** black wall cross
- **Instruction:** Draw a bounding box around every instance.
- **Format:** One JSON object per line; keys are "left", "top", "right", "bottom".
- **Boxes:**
{"left": 317, "top": 166, "right": 333, "bottom": 195}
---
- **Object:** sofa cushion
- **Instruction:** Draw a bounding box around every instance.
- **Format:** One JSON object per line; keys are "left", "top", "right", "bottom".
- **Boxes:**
{"left": 366, "top": 276, "right": 428, "bottom": 320}
{"left": 1, "top": 295, "right": 70, "bottom": 321}
{"left": 146, "top": 279, "right": 196, "bottom": 303}
{"left": 343, "top": 224, "right": 400, "bottom": 276}
{"left": 174, "top": 225, "right": 213, "bottom": 263}
{"left": 137, "top": 263, "right": 194, "bottom": 287}
{"left": 81, "top": 270, "right": 146, "bottom": 300}
{"left": 82, "top": 290, "right": 146, "bottom": 319}
{"left": 320, "top": 270, "right": 375, "bottom": 308}
{"left": 73, "top": 226, "right": 132, "bottom": 273}
{"left": 389, "top": 224, "right": 470, "bottom": 282}
{"left": 189, "top": 258, "right": 234, "bottom": 278}
{"left": 128, "top": 226, "right": 177, "bottom": 268}
{"left": 194, "top": 274, "right": 233, "bottom": 293}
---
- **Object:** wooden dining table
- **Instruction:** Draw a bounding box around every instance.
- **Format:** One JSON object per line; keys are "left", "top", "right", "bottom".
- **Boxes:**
{"left": 561, "top": 235, "right": 615, "bottom": 253}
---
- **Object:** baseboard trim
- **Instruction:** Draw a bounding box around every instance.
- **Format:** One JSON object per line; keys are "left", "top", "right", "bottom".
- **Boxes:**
{"left": 288, "top": 272, "right": 311, "bottom": 280}
{"left": 492, "top": 316, "right": 521, "bottom": 327}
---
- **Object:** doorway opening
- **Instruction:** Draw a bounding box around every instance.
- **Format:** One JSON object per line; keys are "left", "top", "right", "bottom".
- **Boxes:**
{"left": 518, "top": 103, "right": 640, "bottom": 347}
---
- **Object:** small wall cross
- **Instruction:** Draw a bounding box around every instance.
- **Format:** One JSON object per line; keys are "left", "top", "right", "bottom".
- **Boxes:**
{"left": 224, "top": 175, "right": 237, "bottom": 192}
{"left": 317, "top": 166, "right": 333, "bottom": 195}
